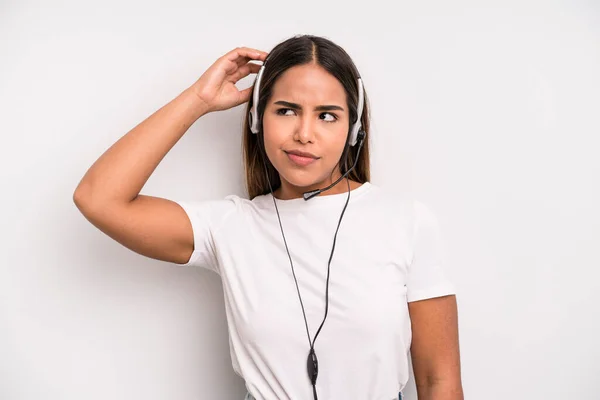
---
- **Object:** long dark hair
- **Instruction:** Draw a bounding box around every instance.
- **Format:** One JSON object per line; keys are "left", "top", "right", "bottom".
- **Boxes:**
{"left": 242, "top": 34, "right": 371, "bottom": 200}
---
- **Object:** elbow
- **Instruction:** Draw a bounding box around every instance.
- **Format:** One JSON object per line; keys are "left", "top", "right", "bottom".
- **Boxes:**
{"left": 73, "top": 191, "right": 92, "bottom": 219}
{"left": 73, "top": 186, "right": 86, "bottom": 210}
{"left": 73, "top": 182, "right": 98, "bottom": 215}
{"left": 73, "top": 183, "right": 132, "bottom": 219}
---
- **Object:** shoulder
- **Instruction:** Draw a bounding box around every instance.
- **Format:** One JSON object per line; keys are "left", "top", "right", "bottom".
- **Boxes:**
{"left": 411, "top": 199, "right": 441, "bottom": 234}
{"left": 175, "top": 192, "right": 265, "bottom": 228}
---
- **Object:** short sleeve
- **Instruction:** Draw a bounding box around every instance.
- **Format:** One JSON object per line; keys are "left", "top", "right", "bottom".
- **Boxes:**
{"left": 171, "top": 197, "right": 236, "bottom": 274}
{"left": 406, "top": 200, "right": 456, "bottom": 303}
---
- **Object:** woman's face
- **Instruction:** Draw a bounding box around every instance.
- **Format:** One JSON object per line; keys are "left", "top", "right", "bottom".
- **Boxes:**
{"left": 262, "top": 63, "right": 350, "bottom": 199}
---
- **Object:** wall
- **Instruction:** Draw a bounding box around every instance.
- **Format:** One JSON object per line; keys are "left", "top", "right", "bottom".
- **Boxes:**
{"left": 1, "top": 0, "right": 599, "bottom": 398}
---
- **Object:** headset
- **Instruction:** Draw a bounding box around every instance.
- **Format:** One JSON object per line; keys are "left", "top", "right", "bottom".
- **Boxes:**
{"left": 250, "top": 61, "right": 366, "bottom": 400}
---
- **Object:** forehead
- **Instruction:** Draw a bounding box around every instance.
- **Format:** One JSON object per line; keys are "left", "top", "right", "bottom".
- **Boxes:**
{"left": 270, "top": 64, "right": 347, "bottom": 104}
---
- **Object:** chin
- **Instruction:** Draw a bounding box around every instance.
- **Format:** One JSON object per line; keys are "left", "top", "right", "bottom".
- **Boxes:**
{"left": 281, "top": 174, "right": 317, "bottom": 189}
{"left": 279, "top": 169, "right": 330, "bottom": 190}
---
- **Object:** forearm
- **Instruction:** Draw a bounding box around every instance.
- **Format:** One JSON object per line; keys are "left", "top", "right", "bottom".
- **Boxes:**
{"left": 416, "top": 381, "right": 464, "bottom": 400}
{"left": 74, "top": 87, "right": 208, "bottom": 207}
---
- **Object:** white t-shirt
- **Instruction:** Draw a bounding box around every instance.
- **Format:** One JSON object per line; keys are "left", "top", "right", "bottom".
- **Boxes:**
{"left": 174, "top": 181, "right": 456, "bottom": 400}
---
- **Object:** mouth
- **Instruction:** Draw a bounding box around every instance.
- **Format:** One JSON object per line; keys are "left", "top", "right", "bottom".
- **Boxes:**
{"left": 285, "top": 151, "right": 319, "bottom": 167}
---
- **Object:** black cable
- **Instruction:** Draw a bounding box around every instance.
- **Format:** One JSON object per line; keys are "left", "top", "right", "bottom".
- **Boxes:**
{"left": 257, "top": 128, "right": 365, "bottom": 400}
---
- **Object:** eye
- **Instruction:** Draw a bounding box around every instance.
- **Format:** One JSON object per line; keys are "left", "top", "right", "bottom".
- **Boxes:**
{"left": 320, "top": 112, "right": 337, "bottom": 123}
{"left": 276, "top": 108, "right": 296, "bottom": 116}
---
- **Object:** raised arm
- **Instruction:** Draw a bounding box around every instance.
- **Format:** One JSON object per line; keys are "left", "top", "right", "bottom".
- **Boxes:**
{"left": 73, "top": 47, "right": 267, "bottom": 264}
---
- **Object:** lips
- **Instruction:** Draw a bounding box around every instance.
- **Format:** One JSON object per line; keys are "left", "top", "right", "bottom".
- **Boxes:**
{"left": 285, "top": 150, "right": 318, "bottom": 159}
{"left": 285, "top": 151, "right": 319, "bottom": 167}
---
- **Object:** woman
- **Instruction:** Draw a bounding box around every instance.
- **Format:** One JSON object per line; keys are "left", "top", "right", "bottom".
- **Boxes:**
{"left": 74, "top": 34, "right": 464, "bottom": 400}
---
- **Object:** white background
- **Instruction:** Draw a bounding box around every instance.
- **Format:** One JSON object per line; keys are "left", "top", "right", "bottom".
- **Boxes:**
{"left": 1, "top": 0, "right": 599, "bottom": 399}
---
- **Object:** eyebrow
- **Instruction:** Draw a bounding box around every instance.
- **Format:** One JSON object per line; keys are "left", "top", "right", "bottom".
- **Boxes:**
{"left": 273, "top": 100, "right": 345, "bottom": 112}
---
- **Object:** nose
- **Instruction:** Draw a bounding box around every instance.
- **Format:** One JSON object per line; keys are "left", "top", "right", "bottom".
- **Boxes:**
{"left": 294, "top": 115, "right": 316, "bottom": 143}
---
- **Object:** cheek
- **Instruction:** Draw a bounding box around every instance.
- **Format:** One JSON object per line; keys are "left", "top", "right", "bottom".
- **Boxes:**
{"left": 262, "top": 117, "right": 285, "bottom": 147}
{"left": 261, "top": 125, "right": 284, "bottom": 168}
{"left": 262, "top": 129, "right": 282, "bottom": 158}
{"left": 327, "top": 128, "right": 351, "bottom": 157}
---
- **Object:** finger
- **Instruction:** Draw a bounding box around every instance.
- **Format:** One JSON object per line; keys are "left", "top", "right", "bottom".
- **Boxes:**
{"left": 229, "top": 62, "right": 262, "bottom": 83}
{"left": 222, "top": 59, "right": 239, "bottom": 75}
{"left": 220, "top": 55, "right": 256, "bottom": 75}
{"left": 224, "top": 47, "right": 268, "bottom": 64}
{"left": 236, "top": 86, "right": 253, "bottom": 104}
{"left": 234, "top": 55, "right": 252, "bottom": 68}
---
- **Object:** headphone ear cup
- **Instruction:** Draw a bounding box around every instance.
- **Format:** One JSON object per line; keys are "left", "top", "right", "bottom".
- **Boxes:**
{"left": 250, "top": 109, "right": 260, "bottom": 134}
{"left": 348, "top": 127, "right": 360, "bottom": 147}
